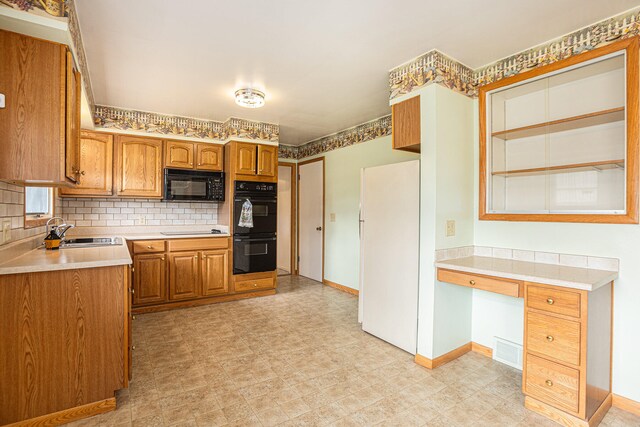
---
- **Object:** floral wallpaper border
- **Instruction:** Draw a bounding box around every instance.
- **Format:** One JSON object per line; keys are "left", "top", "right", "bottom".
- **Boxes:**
{"left": 390, "top": 7, "right": 640, "bottom": 100}
{"left": 278, "top": 115, "right": 392, "bottom": 160}
{"left": 67, "top": 0, "right": 94, "bottom": 112}
{"left": 94, "top": 105, "right": 279, "bottom": 143}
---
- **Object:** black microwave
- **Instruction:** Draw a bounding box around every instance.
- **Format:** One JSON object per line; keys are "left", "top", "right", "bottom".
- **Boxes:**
{"left": 164, "top": 169, "right": 224, "bottom": 202}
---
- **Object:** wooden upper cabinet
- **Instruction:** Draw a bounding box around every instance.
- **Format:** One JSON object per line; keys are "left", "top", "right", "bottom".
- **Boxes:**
{"left": 165, "top": 140, "right": 194, "bottom": 169}
{"left": 234, "top": 142, "right": 257, "bottom": 175}
{"left": 168, "top": 251, "right": 200, "bottom": 300}
{"left": 133, "top": 253, "right": 167, "bottom": 306}
{"left": 392, "top": 96, "right": 421, "bottom": 153}
{"left": 196, "top": 143, "right": 223, "bottom": 171}
{"left": 60, "top": 131, "right": 113, "bottom": 197}
{"left": 65, "top": 51, "right": 82, "bottom": 183}
{"left": 257, "top": 145, "right": 277, "bottom": 177}
{"left": 115, "top": 135, "right": 163, "bottom": 198}
{"left": 201, "top": 250, "right": 228, "bottom": 296}
{"left": 0, "top": 29, "right": 81, "bottom": 186}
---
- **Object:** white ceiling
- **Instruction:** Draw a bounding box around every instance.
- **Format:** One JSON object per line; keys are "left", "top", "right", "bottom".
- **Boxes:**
{"left": 75, "top": 0, "right": 640, "bottom": 145}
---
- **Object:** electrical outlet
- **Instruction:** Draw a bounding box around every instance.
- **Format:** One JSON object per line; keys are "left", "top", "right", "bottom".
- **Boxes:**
{"left": 446, "top": 220, "right": 455, "bottom": 237}
{"left": 1, "top": 219, "right": 11, "bottom": 244}
{"left": 137, "top": 216, "right": 146, "bottom": 225}
{"left": 330, "top": 213, "right": 336, "bottom": 222}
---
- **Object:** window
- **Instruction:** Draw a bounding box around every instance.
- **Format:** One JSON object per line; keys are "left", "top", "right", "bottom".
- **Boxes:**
{"left": 25, "top": 187, "right": 54, "bottom": 228}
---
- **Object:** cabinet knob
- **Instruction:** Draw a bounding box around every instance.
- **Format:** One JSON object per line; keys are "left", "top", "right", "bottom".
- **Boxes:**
{"left": 546, "top": 298, "right": 554, "bottom": 305}
{"left": 131, "top": 289, "right": 135, "bottom": 294}
{"left": 132, "top": 346, "right": 136, "bottom": 351}
{"left": 161, "top": 257, "right": 165, "bottom": 261}
{"left": 147, "top": 245, "right": 152, "bottom": 249}
{"left": 132, "top": 315, "right": 136, "bottom": 320}
{"left": 72, "top": 168, "right": 85, "bottom": 176}
{"left": 469, "top": 280, "right": 475, "bottom": 286}
{"left": 546, "top": 335, "right": 554, "bottom": 342}
{"left": 545, "top": 380, "right": 553, "bottom": 387}
{"left": 253, "top": 283, "right": 258, "bottom": 287}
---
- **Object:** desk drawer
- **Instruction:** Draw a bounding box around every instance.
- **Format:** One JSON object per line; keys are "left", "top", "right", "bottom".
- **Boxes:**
{"left": 525, "top": 354, "right": 579, "bottom": 414}
{"left": 437, "top": 269, "right": 521, "bottom": 297}
{"left": 527, "top": 311, "right": 581, "bottom": 366}
{"left": 527, "top": 284, "right": 582, "bottom": 318}
{"left": 133, "top": 240, "right": 166, "bottom": 254}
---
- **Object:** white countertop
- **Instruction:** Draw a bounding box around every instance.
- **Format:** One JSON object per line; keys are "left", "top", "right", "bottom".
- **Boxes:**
{"left": 0, "top": 242, "right": 132, "bottom": 275}
{"left": 435, "top": 256, "right": 618, "bottom": 291}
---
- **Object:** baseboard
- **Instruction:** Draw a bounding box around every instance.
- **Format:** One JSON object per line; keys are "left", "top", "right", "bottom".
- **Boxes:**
{"left": 323, "top": 279, "right": 359, "bottom": 296}
{"left": 471, "top": 342, "right": 493, "bottom": 358}
{"left": 613, "top": 393, "right": 640, "bottom": 417}
{"left": 414, "top": 342, "right": 472, "bottom": 370}
{"left": 5, "top": 397, "right": 116, "bottom": 427}
{"left": 524, "top": 396, "right": 588, "bottom": 427}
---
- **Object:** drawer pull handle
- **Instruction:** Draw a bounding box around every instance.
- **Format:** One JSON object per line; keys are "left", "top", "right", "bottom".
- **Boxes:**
{"left": 469, "top": 280, "right": 475, "bottom": 286}
{"left": 147, "top": 245, "right": 152, "bottom": 249}
{"left": 547, "top": 298, "right": 554, "bottom": 305}
{"left": 546, "top": 335, "right": 554, "bottom": 342}
{"left": 545, "top": 380, "right": 553, "bottom": 387}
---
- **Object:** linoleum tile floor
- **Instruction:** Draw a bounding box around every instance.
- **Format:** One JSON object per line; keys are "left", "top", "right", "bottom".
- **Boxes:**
{"left": 68, "top": 276, "right": 640, "bottom": 427}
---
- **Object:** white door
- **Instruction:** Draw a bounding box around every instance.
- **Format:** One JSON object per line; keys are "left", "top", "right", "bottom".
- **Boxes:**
{"left": 360, "top": 160, "right": 419, "bottom": 354}
{"left": 277, "top": 165, "right": 293, "bottom": 274}
{"left": 298, "top": 159, "right": 324, "bottom": 281}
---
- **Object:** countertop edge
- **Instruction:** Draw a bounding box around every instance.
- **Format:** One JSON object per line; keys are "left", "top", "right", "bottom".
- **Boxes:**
{"left": 0, "top": 257, "right": 133, "bottom": 276}
{"left": 435, "top": 261, "right": 618, "bottom": 292}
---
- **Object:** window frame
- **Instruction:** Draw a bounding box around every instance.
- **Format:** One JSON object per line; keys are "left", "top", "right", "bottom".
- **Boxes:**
{"left": 24, "top": 187, "right": 55, "bottom": 229}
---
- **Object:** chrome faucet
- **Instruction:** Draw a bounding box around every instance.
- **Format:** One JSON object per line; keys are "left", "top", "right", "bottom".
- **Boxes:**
{"left": 46, "top": 217, "right": 75, "bottom": 239}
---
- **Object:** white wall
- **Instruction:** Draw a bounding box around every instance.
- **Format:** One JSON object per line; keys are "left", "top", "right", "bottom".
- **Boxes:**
{"left": 301, "top": 136, "right": 419, "bottom": 290}
{"left": 411, "top": 84, "right": 475, "bottom": 359}
{"left": 471, "top": 98, "right": 640, "bottom": 402}
{"left": 277, "top": 165, "right": 292, "bottom": 273}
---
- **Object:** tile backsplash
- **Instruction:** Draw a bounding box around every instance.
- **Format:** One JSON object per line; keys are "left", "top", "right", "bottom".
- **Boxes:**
{"left": 60, "top": 198, "right": 219, "bottom": 227}
{"left": 0, "top": 182, "right": 60, "bottom": 246}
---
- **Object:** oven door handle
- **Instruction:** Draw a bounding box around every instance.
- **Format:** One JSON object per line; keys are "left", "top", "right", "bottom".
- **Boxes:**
{"left": 234, "top": 197, "right": 277, "bottom": 203}
{"left": 234, "top": 237, "right": 277, "bottom": 242}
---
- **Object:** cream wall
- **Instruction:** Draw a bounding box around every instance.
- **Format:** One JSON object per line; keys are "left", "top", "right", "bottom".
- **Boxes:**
{"left": 301, "top": 136, "right": 419, "bottom": 290}
{"left": 471, "top": 98, "right": 640, "bottom": 402}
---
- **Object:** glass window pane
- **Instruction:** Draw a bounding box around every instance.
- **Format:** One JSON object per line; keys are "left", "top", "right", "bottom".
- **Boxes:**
{"left": 25, "top": 187, "right": 50, "bottom": 215}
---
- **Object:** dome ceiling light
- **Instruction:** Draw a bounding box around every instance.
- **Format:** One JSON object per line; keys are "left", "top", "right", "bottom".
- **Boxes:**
{"left": 235, "top": 88, "right": 266, "bottom": 108}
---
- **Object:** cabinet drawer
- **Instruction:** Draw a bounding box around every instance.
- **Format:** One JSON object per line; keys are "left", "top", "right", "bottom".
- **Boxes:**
{"left": 235, "top": 277, "right": 275, "bottom": 293}
{"left": 169, "top": 238, "right": 228, "bottom": 252}
{"left": 527, "top": 311, "right": 581, "bottom": 366}
{"left": 437, "top": 269, "right": 521, "bottom": 297}
{"left": 133, "top": 240, "right": 166, "bottom": 254}
{"left": 527, "top": 284, "right": 582, "bottom": 318}
{"left": 525, "top": 354, "right": 579, "bottom": 414}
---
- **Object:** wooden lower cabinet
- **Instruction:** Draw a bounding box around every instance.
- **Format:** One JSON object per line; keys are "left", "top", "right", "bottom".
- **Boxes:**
{"left": 133, "top": 253, "right": 167, "bottom": 305}
{"left": 129, "top": 237, "right": 271, "bottom": 313}
{"left": 201, "top": 250, "right": 228, "bottom": 296}
{"left": 0, "top": 266, "right": 127, "bottom": 425}
{"left": 169, "top": 251, "right": 200, "bottom": 300}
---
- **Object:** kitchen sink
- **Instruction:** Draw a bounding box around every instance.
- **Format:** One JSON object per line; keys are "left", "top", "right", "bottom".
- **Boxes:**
{"left": 60, "top": 237, "right": 123, "bottom": 248}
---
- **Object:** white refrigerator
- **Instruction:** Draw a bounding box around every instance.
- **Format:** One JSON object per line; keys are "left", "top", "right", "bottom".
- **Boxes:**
{"left": 359, "top": 160, "right": 420, "bottom": 354}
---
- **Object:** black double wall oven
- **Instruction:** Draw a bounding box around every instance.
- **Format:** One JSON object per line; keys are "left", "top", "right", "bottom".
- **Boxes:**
{"left": 233, "top": 181, "right": 277, "bottom": 275}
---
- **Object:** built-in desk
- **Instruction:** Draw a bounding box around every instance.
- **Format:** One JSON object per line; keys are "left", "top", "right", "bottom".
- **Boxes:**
{"left": 436, "top": 255, "right": 617, "bottom": 427}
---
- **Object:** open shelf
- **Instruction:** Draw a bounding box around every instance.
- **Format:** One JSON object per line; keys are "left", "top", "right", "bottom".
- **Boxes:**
{"left": 491, "top": 107, "right": 625, "bottom": 141}
{"left": 492, "top": 159, "right": 625, "bottom": 177}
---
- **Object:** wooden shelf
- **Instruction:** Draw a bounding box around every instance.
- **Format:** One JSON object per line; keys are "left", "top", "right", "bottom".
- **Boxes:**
{"left": 491, "top": 107, "right": 625, "bottom": 141}
{"left": 492, "top": 159, "right": 625, "bottom": 177}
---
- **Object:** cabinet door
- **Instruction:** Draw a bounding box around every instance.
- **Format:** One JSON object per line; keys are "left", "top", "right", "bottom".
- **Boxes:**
{"left": 234, "top": 142, "right": 257, "bottom": 175}
{"left": 168, "top": 251, "right": 200, "bottom": 300}
{"left": 392, "top": 96, "right": 420, "bottom": 153}
{"left": 65, "top": 50, "right": 81, "bottom": 182}
{"left": 196, "top": 143, "right": 223, "bottom": 171}
{"left": 201, "top": 250, "right": 228, "bottom": 296}
{"left": 59, "top": 131, "right": 113, "bottom": 196}
{"left": 115, "top": 136, "right": 163, "bottom": 197}
{"left": 165, "top": 140, "right": 194, "bottom": 169}
{"left": 257, "top": 145, "right": 277, "bottom": 177}
{"left": 133, "top": 254, "right": 167, "bottom": 306}
{"left": 0, "top": 30, "right": 69, "bottom": 184}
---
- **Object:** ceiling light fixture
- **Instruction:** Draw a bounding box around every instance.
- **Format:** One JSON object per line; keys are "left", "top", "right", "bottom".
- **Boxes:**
{"left": 235, "top": 88, "right": 266, "bottom": 108}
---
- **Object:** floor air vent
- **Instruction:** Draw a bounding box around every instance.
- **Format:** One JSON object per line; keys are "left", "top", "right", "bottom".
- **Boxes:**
{"left": 493, "top": 337, "right": 523, "bottom": 370}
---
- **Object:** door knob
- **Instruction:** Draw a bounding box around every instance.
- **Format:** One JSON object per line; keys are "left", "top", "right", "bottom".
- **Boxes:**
{"left": 316, "top": 226, "right": 322, "bottom": 231}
